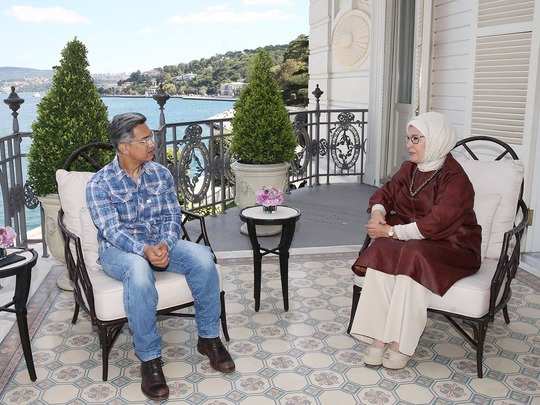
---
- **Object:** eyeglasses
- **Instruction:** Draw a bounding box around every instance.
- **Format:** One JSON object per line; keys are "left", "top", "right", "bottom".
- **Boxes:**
{"left": 405, "top": 135, "right": 425, "bottom": 145}
{"left": 128, "top": 132, "right": 156, "bottom": 147}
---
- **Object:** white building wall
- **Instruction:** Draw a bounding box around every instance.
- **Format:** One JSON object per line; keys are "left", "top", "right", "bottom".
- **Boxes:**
{"left": 308, "top": 0, "right": 371, "bottom": 109}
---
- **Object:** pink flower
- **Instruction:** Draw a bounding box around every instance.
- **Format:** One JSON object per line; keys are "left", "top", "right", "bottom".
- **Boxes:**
{"left": 0, "top": 226, "right": 16, "bottom": 248}
{"left": 255, "top": 186, "right": 284, "bottom": 207}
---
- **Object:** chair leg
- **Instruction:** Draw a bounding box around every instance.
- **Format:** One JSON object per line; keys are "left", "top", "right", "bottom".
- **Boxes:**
{"left": 220, "top": 291, "right": 230, "bottom": 342}
{"left": 71, "top": 302, "right": 80, "bottom": 324}
{"left": 347, "top": 284, "right": 362, "bottom": 334}
{"left": 476, "top": 321, "right": 488, "bottom": 378}
{"left": 98, "top": 326, "right": 110, "bottom": 381}
{"left": 502, "top": 305, "right": 510, "bottom": 324}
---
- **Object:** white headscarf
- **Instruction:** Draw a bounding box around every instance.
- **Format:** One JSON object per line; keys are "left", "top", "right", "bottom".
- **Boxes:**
{"left": 407, "top": 111, "right": 456, "bottom": 172}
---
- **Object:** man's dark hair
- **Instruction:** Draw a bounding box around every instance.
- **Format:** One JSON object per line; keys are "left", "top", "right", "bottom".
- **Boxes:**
{"left": 109, "top": 112, "right": 147, "bottom": 150}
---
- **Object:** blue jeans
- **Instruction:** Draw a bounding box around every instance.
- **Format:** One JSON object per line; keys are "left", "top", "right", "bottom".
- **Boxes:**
{"left": 100, "top": 240, "right": 220, "bottom": 362}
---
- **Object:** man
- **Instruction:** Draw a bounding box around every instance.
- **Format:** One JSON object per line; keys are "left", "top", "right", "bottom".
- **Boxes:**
{"left": 86, "top": 112, "right": 235, "bottom": 401}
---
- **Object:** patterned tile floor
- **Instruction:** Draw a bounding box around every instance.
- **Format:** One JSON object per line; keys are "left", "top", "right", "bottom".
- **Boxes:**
{"left": 0, "top": 252, "right": 539, "bottom": 404}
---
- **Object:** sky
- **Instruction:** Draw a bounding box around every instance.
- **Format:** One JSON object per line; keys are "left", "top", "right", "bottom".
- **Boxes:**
{"left": 0, "top": 0, "right": 309, "bottom": 74}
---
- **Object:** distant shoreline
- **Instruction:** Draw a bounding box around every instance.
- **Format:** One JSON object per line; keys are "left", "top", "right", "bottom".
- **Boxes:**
{"left": 101, "top": 94, "right": 237, "bottom": 102}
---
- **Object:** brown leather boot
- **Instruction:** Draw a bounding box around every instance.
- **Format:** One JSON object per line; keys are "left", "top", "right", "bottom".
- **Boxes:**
{"left": 197, "top": 337, "right": 236, "bottom": 373}
{"left": 140, "top": 357, "right": 169, "bottom": 400}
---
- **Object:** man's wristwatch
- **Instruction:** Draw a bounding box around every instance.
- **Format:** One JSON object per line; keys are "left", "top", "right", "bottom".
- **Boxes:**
{"left": 387, "top": 226, "right": 395, "bottom": 238}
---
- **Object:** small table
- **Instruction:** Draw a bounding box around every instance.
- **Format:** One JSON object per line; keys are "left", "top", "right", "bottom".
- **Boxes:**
{"left": 239, "top": 205, "right": 301, "bottom": 312}
{"left": 0, "top": 249, "right": 38, "bottom": 381}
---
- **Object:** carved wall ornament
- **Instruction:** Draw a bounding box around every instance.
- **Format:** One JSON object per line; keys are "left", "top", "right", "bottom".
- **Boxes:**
{"left": 332, "top": 10, "right": 370, "bottom": 68}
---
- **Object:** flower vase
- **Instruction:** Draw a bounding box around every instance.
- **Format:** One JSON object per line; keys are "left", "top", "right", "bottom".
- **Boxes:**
{"left": 0, "top": 248, "right": 6, "bottom": 259}
{"left": 263, "top": 205, "right": 277, "bottom": 213}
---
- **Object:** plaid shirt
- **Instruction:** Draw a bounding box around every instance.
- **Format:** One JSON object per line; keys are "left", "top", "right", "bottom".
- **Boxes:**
{"left": 86, "top": 156, "right": 182, "bottom": 257}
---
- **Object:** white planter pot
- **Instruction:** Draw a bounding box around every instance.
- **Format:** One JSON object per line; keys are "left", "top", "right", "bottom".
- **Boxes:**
{"left": 38, "top": 194, "right": 65, "bottom": 262}
{"left": 38, "top": 194, "right": 72, "bottom": 291}
{"left": 232, "top": 162, "right": 289, "bottom": 236}
{"left": 232, "top": 162, "right": 289, "bottom": 209}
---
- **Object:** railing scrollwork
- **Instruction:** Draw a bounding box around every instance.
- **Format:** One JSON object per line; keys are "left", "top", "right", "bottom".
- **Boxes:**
{"left": 290, "top": 112, "right": 312, "bottom": 177}
{"left": 177, "top": 124, "right": 212, "bottom": 204}
{"left": 24, "top": 182, "right": 39, "bottom": 209}
{"left": 328, "top": 112, "right": 364, "bottom": 171}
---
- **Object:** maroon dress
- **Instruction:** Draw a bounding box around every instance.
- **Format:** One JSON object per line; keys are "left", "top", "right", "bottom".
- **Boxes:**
{"left": 355, "top": 154, "right": 481, "bottom": 296}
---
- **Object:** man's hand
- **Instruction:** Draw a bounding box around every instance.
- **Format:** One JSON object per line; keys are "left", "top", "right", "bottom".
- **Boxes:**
{"left": 143, "top": 242, "right": 169, "bottom": 268}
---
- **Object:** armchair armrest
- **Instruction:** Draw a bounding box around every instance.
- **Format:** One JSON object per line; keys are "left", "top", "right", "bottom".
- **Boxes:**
{"left": 181, "top": 209, "right": 216, "bottom": 262}
{"left": 489, "top": 199, "right": 528, "bottom": 320}
{"left": 360, "top": 234, "right": 371, "bottom": 253}
{"left": 57, "top": 210, "right": 98, "bottom": 322}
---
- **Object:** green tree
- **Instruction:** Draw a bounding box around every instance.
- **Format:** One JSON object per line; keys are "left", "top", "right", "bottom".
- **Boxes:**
{"left": 28, "top": 38, "right": 110, "bottom": 196}
{"left": 284, "top": 34, "right": 309, "bottom": 63}
{"left": 230, "top": 51, "right": 296, "bottom": 164}
{"left": 277, "top": 35, "right": 309, "bottom": 106}
{"left": 162, "top": 82, "right": 177, "bottom": 94}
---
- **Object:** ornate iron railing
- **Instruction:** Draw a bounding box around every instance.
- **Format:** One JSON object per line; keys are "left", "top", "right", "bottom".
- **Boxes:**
{"left": 0, "top": 131, "right": 41, "bottom": 247}
{"left": 0, "top": 84, "right": 368, "bottom": 249}
{"left": 1, "top": 88, "right": 43, "bottom": 254}
{"left": 157, "top": 103, "right": 368, "bottom": 214}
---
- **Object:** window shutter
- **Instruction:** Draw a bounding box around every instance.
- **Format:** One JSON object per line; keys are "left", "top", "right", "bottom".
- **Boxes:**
{"left": 470, "top": 0, "right": 534, "bottom": 144}
{"left": 478, "top": 0, "right": 535, "bottom": 27}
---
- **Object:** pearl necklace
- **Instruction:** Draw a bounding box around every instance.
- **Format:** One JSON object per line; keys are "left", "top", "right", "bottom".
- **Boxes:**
{"left": 409, "top": 167, "right": 441, "bottom": 197}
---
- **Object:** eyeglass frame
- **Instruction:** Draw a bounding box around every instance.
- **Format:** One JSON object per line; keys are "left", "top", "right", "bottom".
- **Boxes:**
{"left": 124, "top": 131, "right": 157, "bottom": 147}
{"left": 405, "top": 134, "right": 425, "bottom": 145}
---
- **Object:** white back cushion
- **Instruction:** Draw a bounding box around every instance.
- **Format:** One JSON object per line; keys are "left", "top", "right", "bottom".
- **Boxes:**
{"left": 56, "top": 169, "right": 100, "bottom": 272}
{"left": 79, "top": 207, "right": 101, "bottom": 273}
{"left": 455, "top": 158, "right": 523, "bottom": 259}
{"left": 474, "top": 194, "right": 501, "bottom": 259}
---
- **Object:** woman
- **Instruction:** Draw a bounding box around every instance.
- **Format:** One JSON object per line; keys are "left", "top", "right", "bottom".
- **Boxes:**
{"left": 349, "top": 111, "right": 481, "bottom": 369}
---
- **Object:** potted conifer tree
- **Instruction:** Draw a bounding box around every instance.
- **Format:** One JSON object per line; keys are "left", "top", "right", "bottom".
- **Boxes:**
{"left": 230, "top": 51, "right": 297, "bottom": 234}
{"left": 28, "top": 38, "right": 109, "bottom": 283}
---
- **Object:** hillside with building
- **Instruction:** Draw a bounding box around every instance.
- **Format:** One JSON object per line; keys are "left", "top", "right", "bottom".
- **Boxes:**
{"left": 105, "top": 35, "right": 309, "bottom": 105}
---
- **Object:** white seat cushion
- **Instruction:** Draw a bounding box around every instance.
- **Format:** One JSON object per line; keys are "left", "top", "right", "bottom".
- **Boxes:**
{"left": 428, "top": 259, "right": 500, "bottom": 317}
{"left": 354, "top": 274, "right": 365, "bottom": 287}
{"left": 354, "top": 259, "right": 501, "bottom": 318}
{"left": 455, "top": 158, "right": 523, "bottom": 259}
{"left": 88, "top": 265, "right": 224, "bottom": 321}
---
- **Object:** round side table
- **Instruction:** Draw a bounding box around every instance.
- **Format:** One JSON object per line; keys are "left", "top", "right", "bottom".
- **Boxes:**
{"left": 239, "top": 205, "right": 301, "bottom": 312}
{"left": 0, "top": 249, "right": 39, "bottom": 381}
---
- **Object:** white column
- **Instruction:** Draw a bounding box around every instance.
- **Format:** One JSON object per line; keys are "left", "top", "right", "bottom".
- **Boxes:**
{"left": 364, "top": 0, "right": 391, "bottom": 186}
{"left": 309, "top": 0, "right": 332, "bottom": 109}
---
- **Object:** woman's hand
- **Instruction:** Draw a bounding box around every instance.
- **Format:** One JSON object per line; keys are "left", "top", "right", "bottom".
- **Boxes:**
{"left": 366, "top": 221, "right": 393, "bottom": 239}
{"left": 370, "top": 210, "right": 386, "bottom": 225}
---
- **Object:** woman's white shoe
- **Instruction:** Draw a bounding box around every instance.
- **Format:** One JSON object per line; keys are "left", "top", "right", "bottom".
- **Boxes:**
{"left": 363, "top": 345, "right": 386, "bottom": 366}
{"left": 382, "top": 348, "right": 410, "bottom": 369}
